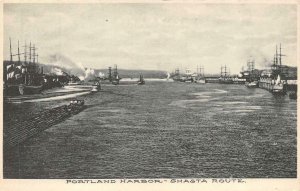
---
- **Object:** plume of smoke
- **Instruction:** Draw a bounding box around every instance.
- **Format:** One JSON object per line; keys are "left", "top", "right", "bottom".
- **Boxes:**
{"left": 98, "top": 72, "right": 105, "bottom": 78}
{"left": 84, "top": 68, "right": 96, "bottom": 81}
{"left": 78, "top": 76, "right": 85, "bottom": 81}
{"left": 45, "top": 53, "right": 85, "bottom": 76}
{"left": 51, "top": 67, "right": 64, "bottom": 76}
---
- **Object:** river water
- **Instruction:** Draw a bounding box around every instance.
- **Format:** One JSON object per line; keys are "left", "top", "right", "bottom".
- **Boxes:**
{"left": 4, "top": 82, "right": 297, "bottom": 178}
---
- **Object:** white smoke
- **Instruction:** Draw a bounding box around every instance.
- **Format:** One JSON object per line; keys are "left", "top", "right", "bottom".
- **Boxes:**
{"left": 98, "top": 72, "right": 105, "bottom": 78}
{"left": 76, "top": 62, "right": 85, "bottom": 71}
{"left": 51, "top": 67, "right": 64, "bottom": 76}
{"left": 84, "top": 68, "right": 96, "bottom": 81}
{"left": 46, "top": 53, "right": 85, "bottom": 76}
{"left": 166, "top": 72, "right": 170, "bottom": 79}
{"left": 78, "top": 76, "right": 85, "bottom": 81}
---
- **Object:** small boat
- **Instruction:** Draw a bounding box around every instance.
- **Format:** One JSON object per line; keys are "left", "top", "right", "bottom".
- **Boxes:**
{"left": 196, "top": 78, "right": 206, "bottom": 84}
{"left": 245, "top": 81, "right": 258, "bottom": 88}
{"left": 91, "top": 82, "right": 101, "bottom": 92}
{"left": 137, "top": 74, "right": 145, "bottom": 85}
{"left": 6, "top": 84, "right": 43, "bottom": 95}
{"left": 67, "top": 99, "right": 85, "bottom": 113}
{"left": 69, "top": 99, "right": 84, "bottom": 106}
{"left": 67, "top": 82, "right": 81, "bottom": 86}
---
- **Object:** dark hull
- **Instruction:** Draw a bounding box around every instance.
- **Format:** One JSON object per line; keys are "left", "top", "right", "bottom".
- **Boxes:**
{"left": 289, "top": 92, "right": 297, "bottom": 99}
{"left": 5, "top": 84, "right": 42, "bottom": 96}
{"left": 23, "top": 85, "right": 43, "bottom": 95}
{"left": 219, "top": 80, "right": 234, "bottom": 84}
{"left": 137, "top": 81, "right": 145, "bottom": 85}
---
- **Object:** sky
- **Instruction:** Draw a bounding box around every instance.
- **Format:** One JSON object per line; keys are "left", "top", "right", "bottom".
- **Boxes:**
{"left": 3, "top": 3, "right": 297, "bottom": 74}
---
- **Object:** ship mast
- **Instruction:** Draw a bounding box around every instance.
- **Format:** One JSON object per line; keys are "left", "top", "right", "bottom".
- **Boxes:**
{"left": 9, "top": 38, "right": 13, "bottom": 63}
{"left": 275, "top": 45, "right": 278, "bottom": 66}
{"left": 17, "top": 40, "right": 20, "bottom": 63}
{"left": 279, "top": 44, "right": 282, "bottom": 66}
{"left": 200, "top": 66, "right": 204, "bottom": 77}
{"left": 32, "top": 44, "right": 36, "bottom": 64}
{"left": 24, "top": 41, "right": 27, "bottom": 63}
{"left": 221, "top": 66, "right": 223, "bottom": 77}
{"left": 108, "top": 67, "right": 112, "bottom": 82}
{"left": 29, "top": 42, "right": 31, "bottom": 63}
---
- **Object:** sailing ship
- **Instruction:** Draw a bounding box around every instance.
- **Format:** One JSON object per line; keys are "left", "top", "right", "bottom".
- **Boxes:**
{"left": 245, "top": 59, "right": 259, "bottom": 88}
{"left": 111, "top": 65, "right": 121, "bottom": 85}
{"left": 91, "top": 80, "right": 101, "bottom": 92}
{"left": 171, "top": 68, "right": 194, "bottom": 82}
{"left": 171, "top": 68, "right": 181, "bottom": 82}
{"left": 219, "top": 65, "right": 233, "bottom": 84}
{"left": 183, "top": 69, "right": 193, "bottom": 82}
{"left": 137, "top": 74, "right": 145, "bottom": 85}
{"left": 4, "top": 39, "right": 43, "bottom": 96}
{"left": 195, "top": 65, "right": 206, "bottom": 84}
{"left": 259, "top": 44, "right": 287, "bottom": 94}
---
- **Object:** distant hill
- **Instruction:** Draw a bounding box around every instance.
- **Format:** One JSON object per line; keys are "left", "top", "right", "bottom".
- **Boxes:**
{"left": 95, "top": 69, "right": 168, "bottom": 79}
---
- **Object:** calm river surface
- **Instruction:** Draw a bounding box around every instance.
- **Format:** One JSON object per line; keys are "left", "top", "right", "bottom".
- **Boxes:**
{"left": 4, "top": 82, "right": 297, "bottom": 178}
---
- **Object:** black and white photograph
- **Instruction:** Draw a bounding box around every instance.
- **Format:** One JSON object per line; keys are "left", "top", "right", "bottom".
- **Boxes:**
{"left": 1, "top": 1, "right": 298, "bottom": 190}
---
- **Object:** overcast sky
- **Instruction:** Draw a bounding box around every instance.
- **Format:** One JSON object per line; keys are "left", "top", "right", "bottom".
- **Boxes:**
{"left": 4, "top": 3, "right": 297, "bottom": 74}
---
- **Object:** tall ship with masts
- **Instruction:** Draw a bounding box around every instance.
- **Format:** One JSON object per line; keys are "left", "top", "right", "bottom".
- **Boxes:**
{"left": 195, "top": 65, "right": 206, "bottom": 84}
{"left": 259, "top": 44, "right": 286, "bottom": 94}
{"left": 171, "top": 68, "right": 182, "bottom": 82}
{"left": 111, "top": 65, "right": 121, "bottom": 85}
{"left": 245, "top": 59, "right": 259, "bottom": 88}
{"left": 137, "top": 74, "right": 145, "bottom": 85}
{"left": 4, "top": 38, "right": 43, "bottom": 96}
{"left": 219, "top": 65, "right": 233, "bottom": 84}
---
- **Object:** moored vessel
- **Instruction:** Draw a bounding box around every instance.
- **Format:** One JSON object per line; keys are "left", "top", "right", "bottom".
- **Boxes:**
{"left": 219, "top": 65, "right": 233, "bottom": 84}
{"left": 91, "top": 81, "right": 101, "bottom": 92}
{"left": 137, "top": 74, "right": 145, "bottom": 85}
{"left": 245, "top": 81, "right": 258, "bottom": 88}
{"left": 4, "top": 39, "right": 43, "bottom": 96}
{"left": 195, "top": 65, "right": 206, "bottom": 84}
